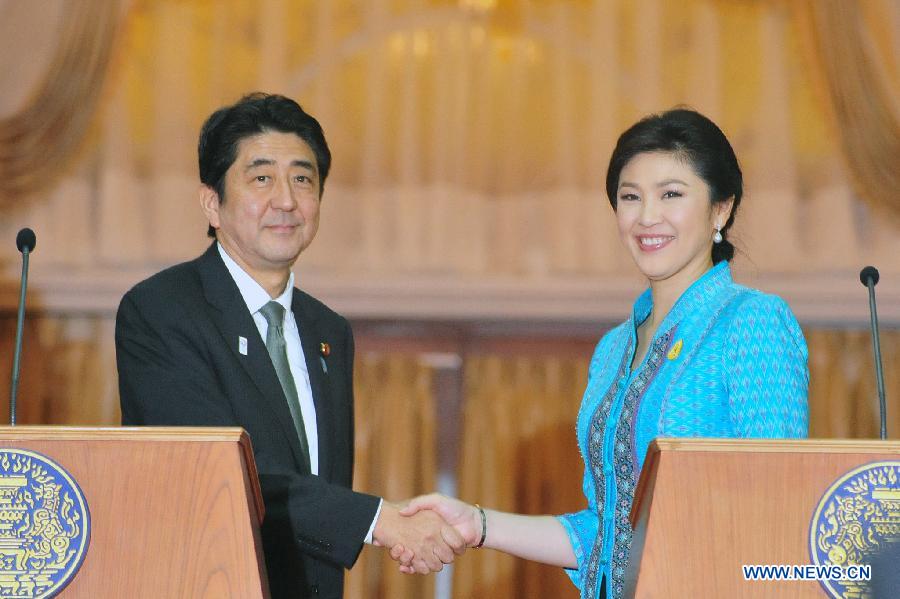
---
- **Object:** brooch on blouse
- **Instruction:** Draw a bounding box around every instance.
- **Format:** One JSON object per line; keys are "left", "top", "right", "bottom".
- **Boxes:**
{"left": 667, "top": 339, "right": 683, "bottom": 360}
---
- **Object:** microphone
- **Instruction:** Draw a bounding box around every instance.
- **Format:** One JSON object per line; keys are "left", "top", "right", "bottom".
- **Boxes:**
{"left": 10, "top": 228, "right": 36, "bottom": 426}
{"left": 859, "top": 266, "right": 887, "bottom": 440}
{"left": 16, "top": 228, "right": 35, "bottom": 253}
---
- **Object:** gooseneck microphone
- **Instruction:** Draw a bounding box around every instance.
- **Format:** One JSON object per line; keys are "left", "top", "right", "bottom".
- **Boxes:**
{"left": 10, "top": 228, "right": 36, "bottom": 426}
{"left": 859, "top": 266, "right": 887, "bottom": 440}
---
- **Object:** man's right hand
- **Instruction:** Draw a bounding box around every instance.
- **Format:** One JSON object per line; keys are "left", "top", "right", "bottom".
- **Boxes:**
{"left": 387, "top": 494, "right": 482, "bottom": 574}
{"left": 372, "top": 501, "right": 466, "bottom": 574}
{"left": 399, "top": 494, "right": 481, "bottom": 546}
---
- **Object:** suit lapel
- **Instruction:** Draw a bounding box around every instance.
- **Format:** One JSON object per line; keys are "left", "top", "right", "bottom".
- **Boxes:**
{"left": 196, "top": 244, "right": 309, "bottom": 472}
{"left": 292, "top": 293, "right": 336, "bottom": 481}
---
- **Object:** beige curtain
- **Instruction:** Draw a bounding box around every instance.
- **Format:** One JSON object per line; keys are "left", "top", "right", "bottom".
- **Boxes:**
{"left": 0, "top": 0, "right": 122, "bottom": 209}
{"left": 346, "top": 352, "right": 439, "bottom": 599}
{"left": 0, "top": 314, "right": 119, "bottom": 425}
{"left": 453, "top": 353, "right": 588, "bottom": 599}
{"left": 6, "top": 0, "right": 900, "bottom": 285}
{"left": 806, "top": 328, "right": 900, "bottom": 438}
{"left": 792, "top": 0, "right": 900, "bottom": 220}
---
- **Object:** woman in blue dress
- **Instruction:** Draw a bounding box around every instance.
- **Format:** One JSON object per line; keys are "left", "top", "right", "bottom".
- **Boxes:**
{"left": 395, "top": 109, "right": 809, "bottom": 599}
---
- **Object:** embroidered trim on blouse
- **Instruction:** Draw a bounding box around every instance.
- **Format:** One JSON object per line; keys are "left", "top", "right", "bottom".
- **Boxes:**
{"left": 582, "top": 328, "right": 673, "bottom": 599}
{"left": 582, "top": 342, "right": 629, "bottom": 599}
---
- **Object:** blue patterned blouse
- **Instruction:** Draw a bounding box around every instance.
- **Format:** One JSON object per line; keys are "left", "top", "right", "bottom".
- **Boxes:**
{"left": 557, "top": 262, "right": 809, "bottom": 599}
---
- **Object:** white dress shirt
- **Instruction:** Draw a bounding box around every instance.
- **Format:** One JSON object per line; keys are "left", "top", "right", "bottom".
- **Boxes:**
{"left": 218, "top": 243, "right": 319, "bottom": 474}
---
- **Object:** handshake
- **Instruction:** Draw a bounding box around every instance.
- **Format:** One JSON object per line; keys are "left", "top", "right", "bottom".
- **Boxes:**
{"left": 372, "top": 494, "right": 482, "bottom": 574}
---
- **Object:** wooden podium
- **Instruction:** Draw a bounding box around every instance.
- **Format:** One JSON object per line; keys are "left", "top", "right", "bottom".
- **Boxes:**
{"left": 626, "top": 438, "right": 900, "bottom": 598}
{"left": 0, "top": 426, "right": 269, "bottom": 598}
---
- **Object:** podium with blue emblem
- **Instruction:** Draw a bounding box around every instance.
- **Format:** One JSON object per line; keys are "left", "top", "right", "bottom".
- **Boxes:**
{"left": 625, "top": 439, "right": 900, "bottom": 599}
{"left": 0, "top": 426, "right": 268, "bottom": 598}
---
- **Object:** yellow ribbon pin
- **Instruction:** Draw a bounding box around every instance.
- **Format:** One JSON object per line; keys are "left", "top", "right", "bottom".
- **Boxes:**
{"left": 667, "top": 339, "right": 683, "bottom": 360}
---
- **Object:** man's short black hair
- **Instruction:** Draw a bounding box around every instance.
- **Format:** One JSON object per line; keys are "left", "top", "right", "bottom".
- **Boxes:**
{"left": 198, "top": 93, "right": 331, "bottom": 237}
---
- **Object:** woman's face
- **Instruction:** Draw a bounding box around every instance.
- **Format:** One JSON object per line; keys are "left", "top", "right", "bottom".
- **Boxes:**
{"left": 615, "top": 151, "right": 732, "bottom": 287}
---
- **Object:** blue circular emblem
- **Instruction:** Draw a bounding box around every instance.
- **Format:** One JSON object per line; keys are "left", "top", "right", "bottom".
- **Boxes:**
{"left": 0, "top": 449, "right": 90, "bottom": 598}
{"left": 809, "top": 460, "right": 900, "bottom": 599}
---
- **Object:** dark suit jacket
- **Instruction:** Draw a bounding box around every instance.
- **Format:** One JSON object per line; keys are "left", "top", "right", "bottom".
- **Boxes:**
{"left": 116, "top": 243, "right": 380, "bottom": 599}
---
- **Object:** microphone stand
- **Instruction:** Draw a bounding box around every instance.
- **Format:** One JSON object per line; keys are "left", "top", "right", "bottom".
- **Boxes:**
{"left": 10, "top": 229, "right": 36, "bottom": 426}
{"left": 860, "top": 266, "right": 887, "bottom": 440}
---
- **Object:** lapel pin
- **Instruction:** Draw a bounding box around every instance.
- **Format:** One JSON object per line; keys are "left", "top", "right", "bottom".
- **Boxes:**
{"left": 319, "top": 342, "right": 330, "bottom": 374}
{"left": 667, "top": 339, "right": 683, "bottom": 361}
{"left": 238, "top": 336, "right": 248, "bottom": 356}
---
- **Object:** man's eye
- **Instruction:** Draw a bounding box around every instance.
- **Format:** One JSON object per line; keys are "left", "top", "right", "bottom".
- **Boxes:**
{"left": 255, "top": 175, "right": 269, "bottom": 183}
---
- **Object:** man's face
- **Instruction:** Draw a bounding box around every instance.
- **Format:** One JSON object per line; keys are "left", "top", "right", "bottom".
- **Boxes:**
{"left": 202, "top": 130, "right": 321, "bottom": 283}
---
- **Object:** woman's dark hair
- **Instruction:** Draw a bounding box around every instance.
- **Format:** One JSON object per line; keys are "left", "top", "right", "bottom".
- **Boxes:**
{"left": 198, "top": 92, "right": 331, "bottom": 237}
{"left": 605, "top": 109, "right": 742, "bottom": 263}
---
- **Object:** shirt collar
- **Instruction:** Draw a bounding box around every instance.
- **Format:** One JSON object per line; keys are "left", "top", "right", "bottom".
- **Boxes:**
{"left": 631, "top": 261, "right": 733, "bottom": 330}
{"left": 217, "top": 242, "right": 294, "bottom": 316}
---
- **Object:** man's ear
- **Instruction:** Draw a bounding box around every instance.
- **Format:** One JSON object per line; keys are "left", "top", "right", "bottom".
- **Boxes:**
{"left": 199, "top": 185, "right": 221, "bottom": 230}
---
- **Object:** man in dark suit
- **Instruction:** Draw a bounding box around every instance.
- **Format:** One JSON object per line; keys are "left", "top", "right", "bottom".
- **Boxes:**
{"left": 116, "top": 93, "right": 464, "bottom": 598}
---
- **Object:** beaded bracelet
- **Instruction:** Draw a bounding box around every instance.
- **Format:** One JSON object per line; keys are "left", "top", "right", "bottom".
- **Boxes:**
{"left": 474, "top": 504, "right": 487, "bottom": 549}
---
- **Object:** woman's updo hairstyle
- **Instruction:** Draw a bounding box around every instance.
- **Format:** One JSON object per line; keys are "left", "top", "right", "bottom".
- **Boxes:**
{"left": 605, "top": 109, "right": 742, "bottom": 264}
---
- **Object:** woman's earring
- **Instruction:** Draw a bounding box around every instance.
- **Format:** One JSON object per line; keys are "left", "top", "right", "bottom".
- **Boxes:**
{"left": 713, "top": 226, "right": 723, "bottom": 244}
